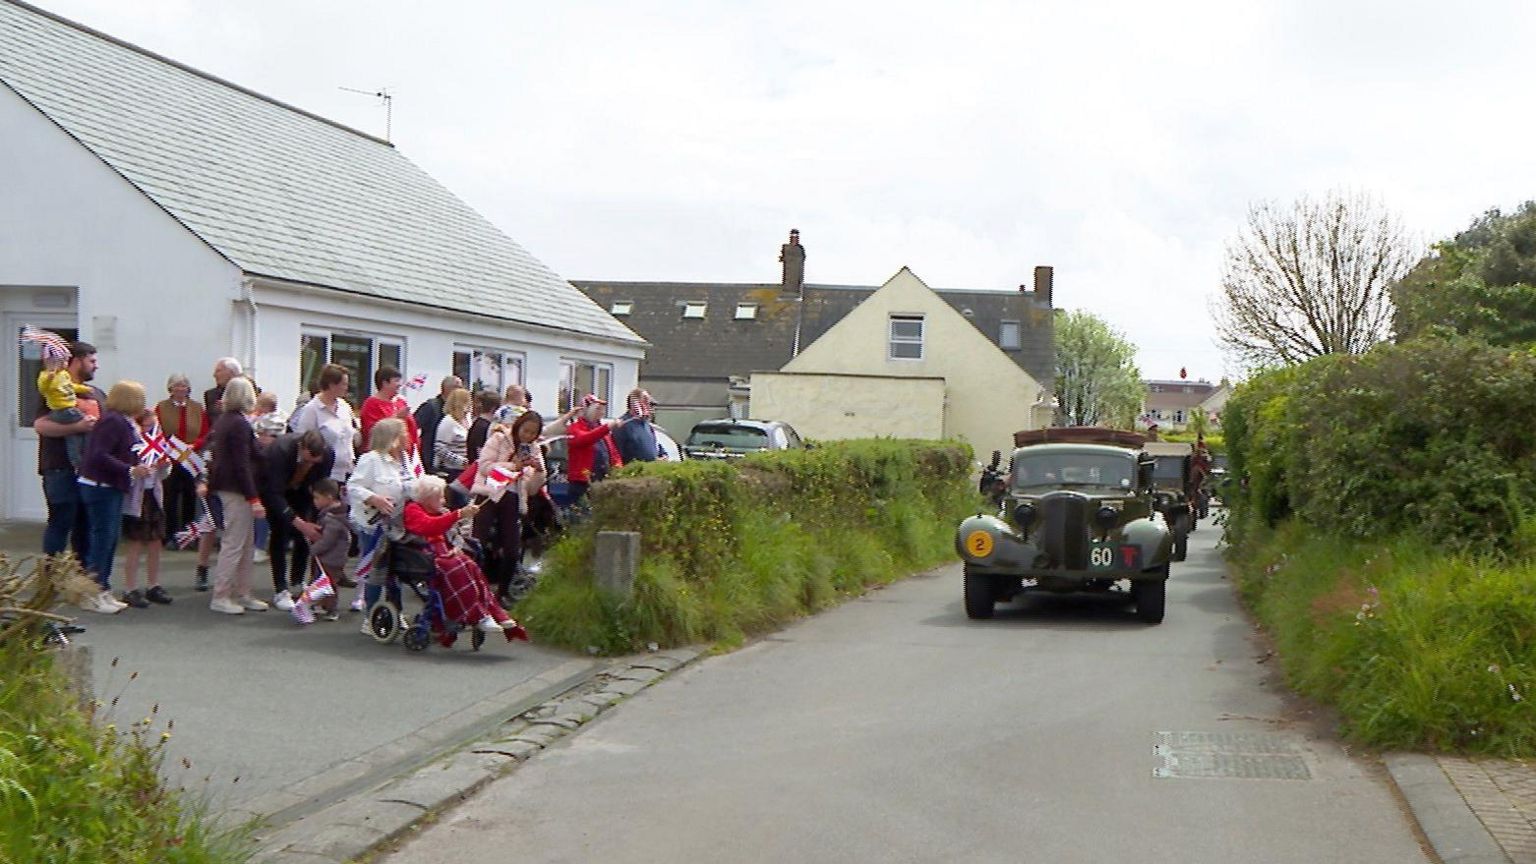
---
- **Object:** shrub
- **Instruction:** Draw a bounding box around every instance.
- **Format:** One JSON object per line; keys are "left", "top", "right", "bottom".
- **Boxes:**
{"left": 516, "top": 440, "right": 975, "bottom": 653}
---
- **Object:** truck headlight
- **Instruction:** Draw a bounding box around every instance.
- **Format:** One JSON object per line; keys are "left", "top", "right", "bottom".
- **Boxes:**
{"left": 1012, "top": 503, "right": 1036, "bottom": 530}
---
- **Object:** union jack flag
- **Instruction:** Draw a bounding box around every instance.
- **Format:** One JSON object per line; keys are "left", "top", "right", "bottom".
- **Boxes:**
{"left": 174, "top": 501, "right": 217, "bottom": 549}
{"left": 19, "top": 324, "right": 70, "bottom": 361}
{"left": 354, "top": 524, "right": 387, "bottom": 583}
{"left": 404, "top": 372, "right": 429, "bottom": 391}
{"left": 134, "top": 423, "right": 172, "bottom": 467}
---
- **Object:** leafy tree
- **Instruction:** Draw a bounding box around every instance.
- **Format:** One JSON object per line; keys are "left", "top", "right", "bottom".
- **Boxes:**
{"left": 1053, "top": 310, "right": 1142, "bottom": 427}
{"left": 1392, "top": 201, "right": 1536, "bottom": 347}
{"left": 1214, "top": 190, "right": 1416, "bottom": 369}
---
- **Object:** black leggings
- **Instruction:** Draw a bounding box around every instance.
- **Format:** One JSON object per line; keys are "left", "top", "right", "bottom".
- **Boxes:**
{"left": 472, "top": 497, "right": 520, "bottom": 594}
{"left": 267, "top": 499, "right": 313, "bottom": 593}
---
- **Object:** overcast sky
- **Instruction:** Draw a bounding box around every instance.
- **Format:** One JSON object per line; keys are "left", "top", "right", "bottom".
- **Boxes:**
{"left": 32, "top": 0, "right": 1536, "bottom": 382}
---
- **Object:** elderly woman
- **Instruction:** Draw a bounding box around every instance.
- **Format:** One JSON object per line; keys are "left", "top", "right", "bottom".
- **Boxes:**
{"left": 154, "top": 373, "right": 208, "bottom": 541}
{"left": 402, "top": 475, "right": 527, "bottom": 642}
{"left": 347, "top": 417, "right": 414, "bottom": 619}
{"left": 76, "top": 380, "right": 155, "bottom": 615}
{"left": 207, "top": 377, "right": 268, "bottom": 615}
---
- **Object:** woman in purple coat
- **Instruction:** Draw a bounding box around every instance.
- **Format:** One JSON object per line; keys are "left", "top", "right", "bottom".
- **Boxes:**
{"left": 76, "top": 380, "right": 154, "bottom": 615}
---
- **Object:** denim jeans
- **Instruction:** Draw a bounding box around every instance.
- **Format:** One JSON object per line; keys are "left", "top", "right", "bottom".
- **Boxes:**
{"left": 78, "top": 483, "right": 125, "bottom": 591}
{"left": 42, "top": 469, "right": 89, "bottom": 561}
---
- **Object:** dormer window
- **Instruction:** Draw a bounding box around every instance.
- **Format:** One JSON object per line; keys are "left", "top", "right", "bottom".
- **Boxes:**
{"left": 610, "top": 301, "right": 633, "bottom": 316}
{"left": 682, "top": 302, "right": 707, "bottom": 319}
{"left": 734, "top": 303, "right": 758, "bottom": 320}
{"left": 999, "top": 320, "right": 1021, "bottom": 350}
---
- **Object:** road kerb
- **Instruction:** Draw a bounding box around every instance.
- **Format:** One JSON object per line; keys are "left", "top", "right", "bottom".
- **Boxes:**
{"left": 1384, "top": 752, "right": 1510, "bottom": 864}
{"left": 250, "top": 647, "right": 705, "bottom": 864}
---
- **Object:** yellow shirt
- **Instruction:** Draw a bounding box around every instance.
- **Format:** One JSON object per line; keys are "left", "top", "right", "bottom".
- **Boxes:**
{"left": 38, "top": 368, "right": 88, "bottom": 412}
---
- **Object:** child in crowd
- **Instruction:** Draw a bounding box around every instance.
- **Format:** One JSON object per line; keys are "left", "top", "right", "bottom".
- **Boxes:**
{"left": 22, "top": 325, "right": 95, "bottom": 466}
{"left": 252, "top": 392, "right": 288, "bottom": 445}
{"left": 295, "top": 478, "right": 348, "bottom": 623}
{"left": 119, "top": 410, "right": 174, "bottom": 608}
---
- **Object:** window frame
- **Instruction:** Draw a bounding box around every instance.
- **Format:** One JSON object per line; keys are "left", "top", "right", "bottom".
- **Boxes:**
{"left": 734, "top": 303, "right": 758, "bottom": 321}
{"left": 609, "top": 301, "right": 633, "bottom": 317}
{"left": 299, "top": 326, "right": 404, "bottom": 406}
{"left": 888, "top": 314, "right": 925, "bottom": 361}
{"left": 451, "top": 345, "right": 526, "bottom": 396}
{"left": 999, "top": 319, "right": 1022, "bottom": 351}
{"left": 558, "top": 358, "right": 614, "bottom": 414}
{"left": 682, "top": 302, "right": 707, "bottom": 320}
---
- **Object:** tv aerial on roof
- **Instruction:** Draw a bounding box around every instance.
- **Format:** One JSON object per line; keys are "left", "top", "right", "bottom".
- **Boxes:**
{"left": 339, "top": 86, "right": 393, "bottom": 143}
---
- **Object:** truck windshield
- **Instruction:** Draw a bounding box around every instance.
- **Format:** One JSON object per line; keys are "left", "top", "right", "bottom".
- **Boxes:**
{"left": 1012, "top": 453, "right": 1134, "bottom": 489}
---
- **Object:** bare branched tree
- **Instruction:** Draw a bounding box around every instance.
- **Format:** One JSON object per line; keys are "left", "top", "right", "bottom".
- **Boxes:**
{"left": 1214, "top": 190, "right": 1417, "bottom": 368}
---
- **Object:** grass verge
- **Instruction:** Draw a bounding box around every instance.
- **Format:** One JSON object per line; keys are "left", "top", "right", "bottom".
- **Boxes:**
{"left": 1228, "top": 516, "right": 1536, "bottom": 755}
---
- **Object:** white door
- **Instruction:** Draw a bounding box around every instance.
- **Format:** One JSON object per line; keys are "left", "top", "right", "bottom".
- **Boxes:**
{"left": 4, "top": 312, "right": 77, "bottom": 520}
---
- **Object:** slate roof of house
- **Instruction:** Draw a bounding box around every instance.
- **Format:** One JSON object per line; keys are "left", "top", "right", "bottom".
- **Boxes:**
{"left": 572, "top": 279, "right": 1054, "bottom": 386}
{"left": 0, "top": 0, "right": 642, "bottom": 346}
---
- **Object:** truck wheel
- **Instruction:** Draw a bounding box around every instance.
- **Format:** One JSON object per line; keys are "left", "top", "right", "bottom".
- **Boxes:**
{"left": 1133, "top": 575, "right": 1166, "bottom": 624}
{"left": 964, "top": 565, "right": 996, "bottom": 620}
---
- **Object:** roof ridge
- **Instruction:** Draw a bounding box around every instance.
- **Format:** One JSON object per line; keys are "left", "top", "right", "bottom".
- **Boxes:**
{"left": 2, "top": 0, "right": 392, "bottom": 148}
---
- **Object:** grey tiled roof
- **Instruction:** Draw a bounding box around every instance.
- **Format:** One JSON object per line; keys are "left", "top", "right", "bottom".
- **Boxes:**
{"left": 572, "top": 280, "right": 1054, "bottom": 387}
{"left": 0, "top": 1, "right": 641, "bottom": 346}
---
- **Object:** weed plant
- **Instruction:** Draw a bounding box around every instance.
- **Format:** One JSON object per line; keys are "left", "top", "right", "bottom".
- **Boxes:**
{"left": 0, "top": 557, "right": 249, "bottom": 864}
{"left": 1229, "top": 516, "right": 1536, "bottom": 755}
{"left": 517, "top": 440, "right": 974, "bottom": 654}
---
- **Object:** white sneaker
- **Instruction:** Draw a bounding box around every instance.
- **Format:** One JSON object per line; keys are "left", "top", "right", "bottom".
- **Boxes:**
{"left": 253, "top": 549, "right": 269, "bottom": 563}
{"left": 81, "top": 592, "right": 123, "bottom": 615}
{"left": 238, "top": 596, "right": 270, "bottom": 612}
{"left": 210, "top": 597, "right": 245, "bottom": 615}
{"left": 360, "top": 616, "right": 375, "bottom": 635}
{"left": 101, "top": 590, "right": 129, "bottom": 610}
{"left": 272, "top": 592, "right": 296, "bottom": 611}
{"left": 350, "top": 596, "right": 365, "bottom": 612}
{"left": 477, "top": 616, "right": 504, "bottom": 634}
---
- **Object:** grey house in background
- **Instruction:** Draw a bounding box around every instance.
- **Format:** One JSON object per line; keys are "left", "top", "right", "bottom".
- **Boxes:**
{"left": 573, "top": 231, "right": 1055, "bottom": 439}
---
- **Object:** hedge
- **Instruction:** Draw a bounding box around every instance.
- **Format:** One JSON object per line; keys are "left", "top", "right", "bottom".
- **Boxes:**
{"left": 515, "top": 439, "right": 976, "bottom": 654}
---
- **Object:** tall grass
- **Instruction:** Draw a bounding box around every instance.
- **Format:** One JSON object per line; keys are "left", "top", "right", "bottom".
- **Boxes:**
{"left": 0, "top": 557, "right": 250, "bottom": 863}
{"left": 1230, "top": 517, "right": 1536, "bottom": 754}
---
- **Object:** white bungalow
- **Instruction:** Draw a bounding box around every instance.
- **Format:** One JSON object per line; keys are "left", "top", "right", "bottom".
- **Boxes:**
{"left": 0, "top": 0, "right": 644, "bottom": 520}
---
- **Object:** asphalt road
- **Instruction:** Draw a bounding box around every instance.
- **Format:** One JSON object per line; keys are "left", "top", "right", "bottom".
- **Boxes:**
{"left": 1, "top": 524, "right": 581, "bottom": 813}
{"left": 383, "top": 525, "right": 1431, "bottom": 864}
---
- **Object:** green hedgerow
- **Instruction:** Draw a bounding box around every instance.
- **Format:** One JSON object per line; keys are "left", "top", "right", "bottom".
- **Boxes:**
{"left": 515, "top": 439, "right": 975, "bottom": 654}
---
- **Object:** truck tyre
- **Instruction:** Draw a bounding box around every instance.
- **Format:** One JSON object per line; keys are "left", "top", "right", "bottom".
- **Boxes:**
{"left": 964, "top": 565, "right": 996, "bottom": 620}
{"left": 1133, "top": 573, "right": 1167, "bottom": 624}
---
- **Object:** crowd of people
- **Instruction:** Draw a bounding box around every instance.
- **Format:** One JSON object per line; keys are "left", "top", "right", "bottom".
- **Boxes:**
{"left": 27, "top": 332, "right": 667, "bottom": 635}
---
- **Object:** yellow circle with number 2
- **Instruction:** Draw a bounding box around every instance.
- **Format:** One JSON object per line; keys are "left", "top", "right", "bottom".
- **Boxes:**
{"left": 965, "top": 530, "right": 994, "bottom": 558}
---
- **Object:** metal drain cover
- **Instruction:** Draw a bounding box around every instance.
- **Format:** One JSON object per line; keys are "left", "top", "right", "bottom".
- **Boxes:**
{"left": 1153, "top": 731, "right": 1311, "bottom": 780}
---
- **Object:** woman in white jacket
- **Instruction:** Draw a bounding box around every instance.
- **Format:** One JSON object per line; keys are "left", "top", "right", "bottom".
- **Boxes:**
{"left": 347, "top": 417, "right": 414, "bottom": 618}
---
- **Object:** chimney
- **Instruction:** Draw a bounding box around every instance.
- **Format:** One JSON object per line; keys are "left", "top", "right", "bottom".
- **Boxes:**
{"left": 1033, "top": 265, "right": 1053, "bottom": 306}
{"left": 780, "top": 229, "right": 805, "bottom": 297}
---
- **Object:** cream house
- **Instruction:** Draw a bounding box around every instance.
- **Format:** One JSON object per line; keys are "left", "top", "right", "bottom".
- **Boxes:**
{"left": 751, "top": 267, "right": 1053, "bottom": 458}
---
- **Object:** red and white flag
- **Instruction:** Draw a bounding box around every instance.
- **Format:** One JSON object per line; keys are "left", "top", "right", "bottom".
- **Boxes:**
{"left": 404, "top": 372, "right": 429, "bottom": 391}
{"left": 484, "top": 464, "right": 522, "bottom": 491}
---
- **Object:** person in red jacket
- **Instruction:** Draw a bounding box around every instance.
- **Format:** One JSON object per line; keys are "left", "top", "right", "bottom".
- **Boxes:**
{"left": 360, "top": 366, "right": 420, "bottom": 469}
{"left": 402, "top": 476, "right": 528, "bottom": 644}
{"left": 563, "top": 394, "right": 623, "bottom": 505}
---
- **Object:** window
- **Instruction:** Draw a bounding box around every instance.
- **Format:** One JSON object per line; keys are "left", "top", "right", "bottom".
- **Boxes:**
{"left": 610, "top": 302, "right": 633, "bottom": 316}
{"left": 1174, "top": 410, "right": 1186, "bottom": 424}
{"left": 452, "top": 346, "right": 525, "bottom": 396}
{"left": 16, "top": 324, "right": 79, "bottom": 429}
{"left": 558, "top": 359, "right": 612, "bottom": 414}
{"left": 734, "top": 303, "right": 758, "bottom": 320}
{"left": 999, "top": 320, "right": 1021, "bottom": 350}
{"left": 888, "top": 314, "right": 924, "bottom": 360}
{"left": 682, "top": 302, "right": 707, "bottom": 319}
{"left": 299, "top": 328, "right": 403, "bottom": 406}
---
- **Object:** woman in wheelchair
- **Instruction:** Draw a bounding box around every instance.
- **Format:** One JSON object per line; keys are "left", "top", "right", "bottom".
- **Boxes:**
{"left": 402, "top": 476, "right": 529, "bottom": 643}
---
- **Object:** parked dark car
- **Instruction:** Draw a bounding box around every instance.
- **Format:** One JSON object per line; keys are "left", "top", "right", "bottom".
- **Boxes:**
{"left": 682, "top": 419, "right": 805, "bottom": 460}
{"left": 955, "top": 427, "right": 1177, "bottom": 624}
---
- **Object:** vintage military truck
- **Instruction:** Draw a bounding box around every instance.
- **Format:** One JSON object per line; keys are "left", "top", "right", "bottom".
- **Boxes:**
{"left": 1142, "top": 440, "right": 1197, "bottom": 561}
{"left": 955, "top": 427, "right": 1177, "bottom": 624}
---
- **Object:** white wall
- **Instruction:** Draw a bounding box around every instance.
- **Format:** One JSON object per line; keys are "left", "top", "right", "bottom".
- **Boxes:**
{"left": 253, "top": 281, "right": 644, "bottom": 419}
{"left": 750, "top": 372, "right": 945, "bottom": 441}
{"left": 0, "top": 83, "right": 242, "bottom": 519}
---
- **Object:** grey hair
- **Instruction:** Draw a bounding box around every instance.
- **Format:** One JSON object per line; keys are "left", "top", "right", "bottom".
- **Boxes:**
{"left": 368, "top": 417, "right": 406, "bottom": 453}
{"left": 215, "top": 357, "right": 243, "bottom": 376}
{"left": 222, "top": 377, "right": 257, "bottom": 414}
{"left": 166, "top": 373, "right": 190, "bottom": 391}
{"left": 411, "top": 474, "right": 446, "bottom": 503}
